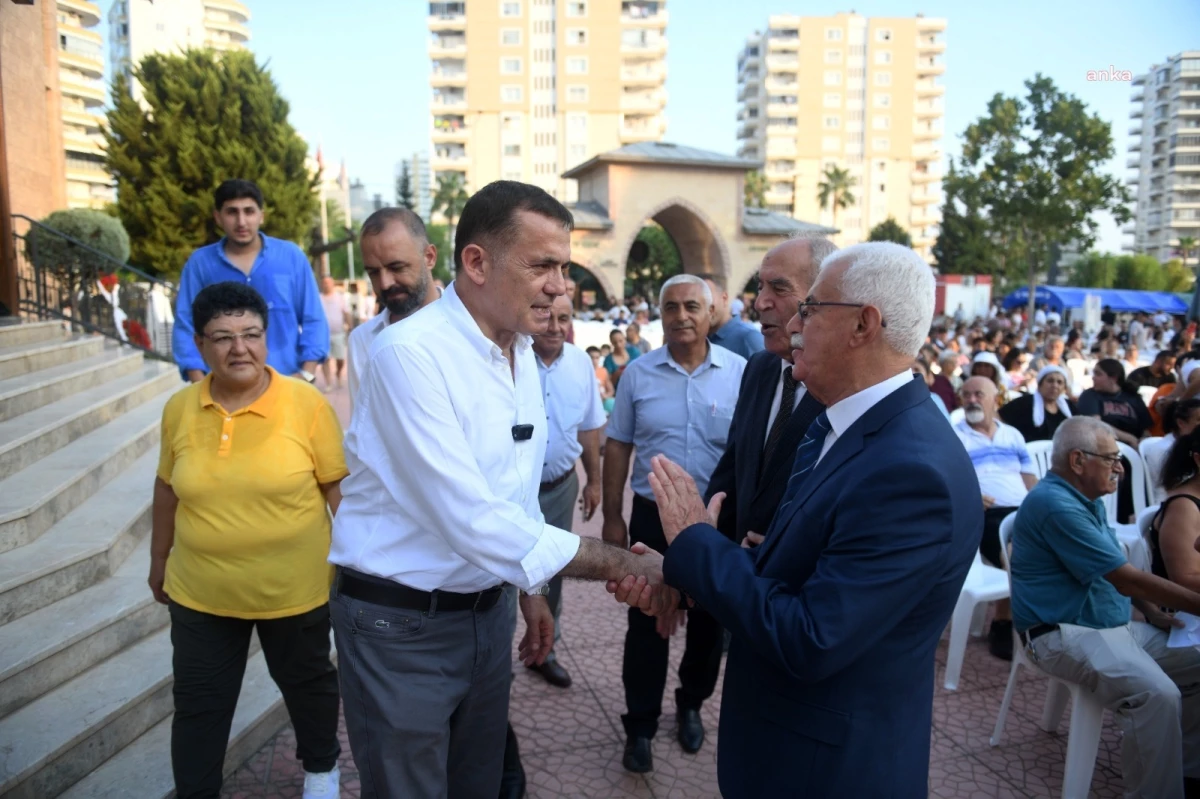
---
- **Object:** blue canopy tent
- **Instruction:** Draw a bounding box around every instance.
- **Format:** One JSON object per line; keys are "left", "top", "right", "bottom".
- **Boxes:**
{"left": 1002, "top": 286, "right": 1189, "bottom": 315}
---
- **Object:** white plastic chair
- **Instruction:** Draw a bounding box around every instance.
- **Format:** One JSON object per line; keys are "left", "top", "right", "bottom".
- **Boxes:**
{"left": 1026, "top": 440, "right": 1054, "bottom": 480}
{"left": 1137, "top": 385, "right": 1159, "bottom": 406}
{"left": 1118, "top": 441, "right": 1150, "bottom": 522}
{"left": 990, "top": 515, "right": 1106, "bottom": 798}
{"left": 943, "top": 550, "right": 1010, "bottom": 691}
{"left": 1139, "top": 437, "right": 1164, "bottom": 506}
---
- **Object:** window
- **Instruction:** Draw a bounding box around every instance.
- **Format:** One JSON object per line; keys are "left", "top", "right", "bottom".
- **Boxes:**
{"left": 569, "top": 143, "right": 587, "bottom": 162}
{"left": 873, "top": 137, "right": 890, "bottom": 150}
{"left": 501, "top": 113, "right": 522, "bottom": 130}
{"left": 825, "top": 28, "right": 843, "bottom": 41}
{"left": 872, "top": 116, "right": 890, "bottom": 130}
{"left": 567, "top": 112, "right": 588, "bottom": 131}
{"left": 874, "top": 51, "right": 892, "bottom": 65}
{"left": 823, "top": 92, "right": 842, "bottom": 108}
{"left": 501, "top": 57, "right": 522, "bottom": 74}
{"left": 822, "top": 136, "right": 841, "bottom": 151}
{"left": 501, "top": 29, "right": 521, "bottom": 45}
{"left": 504, "top": 170, "right": 523, "bottom": 180}
{"left": 874, "top": 72, "right": 892, "bottom": 87}
{"left": 824, "top": 70, "right": 842, "bottom": 86}
{"left": 566, "top": 1, "right": 586, "bottom": 16}
{"left": 873, "top": 93, "right": 891, "bottom": 108}
{"left": 501, "top": 1, "right": 520, "bottom": 16}
{"left": 875, "top": 28, "right": 892, "bottom": 42}
{"left": 503, "top": 144, "right": 521, "bottom": 157}
{"left": 824, "top": 49, "right": 842, "bottom": 64}
{"left": 823, "top": 115, "right": 840, "bottom": 129}
{"left": 566, "top": 28, "right": 587, "bottom": 46}
{"left": 567, "top": 85, "right": 588, "bottom": 103}
{"left": 566, "top": 57, "right": 588, "bottom": 75}
{"left": 501, "top": 85, "right": 523, "bottom": 102}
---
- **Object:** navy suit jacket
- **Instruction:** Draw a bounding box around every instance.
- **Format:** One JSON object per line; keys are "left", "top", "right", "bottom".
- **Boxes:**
{"left": 664, "top": 376, "right": 982, "bottom": 799}
{"left": 704, "top": 350, "right": 824, "bottom": 543}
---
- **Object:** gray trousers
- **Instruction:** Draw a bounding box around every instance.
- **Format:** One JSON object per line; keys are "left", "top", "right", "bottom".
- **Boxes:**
{"left": 1029, "top": 621, "right": 1200, "bottom": 799}
{"left": 538, "top": 470, "right": 579, "bottom": 648}
{"left": 330, "top": 574, "right": 517, "bottom": 799}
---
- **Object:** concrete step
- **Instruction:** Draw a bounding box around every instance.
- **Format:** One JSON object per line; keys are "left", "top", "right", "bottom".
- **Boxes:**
{"left": 0, "top": 535, "right": 168, "bottom": 718}
{"left": 0, "top": 361, "right": 178, "bottom": 481}
{"left": 0, "top": 336, "right": 103, "bottom": 381}
{"left": 0, "top": 452, "right": 158, "bottom": 626}
{"left": 0, "top": 320, "right": 64, "bottom": 349}
{"left": 57, "top": 651, "right": 290, "bottom": 799}
{"left": 0, "top": 347, "right": 144, "bottom": 424}
{"left": 0, "top": 393, "right": 168, "bottom": 556}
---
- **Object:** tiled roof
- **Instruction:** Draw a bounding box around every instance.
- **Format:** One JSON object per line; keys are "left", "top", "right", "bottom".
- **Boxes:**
{"left": 742, "top": 207, "right": 839, "bottom": 236}
{"left": 562, "top": 142, "right": 761, "bottom": 178}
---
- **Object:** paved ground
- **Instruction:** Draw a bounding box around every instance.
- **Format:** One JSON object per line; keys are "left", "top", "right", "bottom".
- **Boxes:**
{"left": 217, "top": 374, "right": 1127, "bottom": 798}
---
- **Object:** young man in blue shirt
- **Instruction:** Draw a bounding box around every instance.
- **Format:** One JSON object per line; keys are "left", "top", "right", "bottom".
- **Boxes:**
{"left": 173, "top": 179, "right": 328, "bottom": 383}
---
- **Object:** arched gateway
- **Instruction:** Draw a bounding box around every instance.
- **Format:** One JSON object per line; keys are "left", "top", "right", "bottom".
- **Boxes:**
{"left": 561, "top": 142, "right": 836, "bottom": 304}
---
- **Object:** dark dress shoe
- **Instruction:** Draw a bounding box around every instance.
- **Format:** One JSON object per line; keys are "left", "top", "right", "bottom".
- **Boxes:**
{"left": 677, "top": 708, "right": 705, "bottom": 753}
{"left": 622, "top": 736, "right": 653, "bottom": 773}
{"left": 526, "top": 655, "right": 572, "bottom": 688}
{"left": 988, "top": 619, "right": 1014, "bottom": 662}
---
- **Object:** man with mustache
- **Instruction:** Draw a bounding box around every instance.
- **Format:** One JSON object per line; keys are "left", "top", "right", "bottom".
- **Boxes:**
{"left": 954, "top": 375, "right": 1038, "bottom": 661}
{"left": 347, "top": 207, "right": 437, "bottom": 405}
{"left": 602, "top": 274, "right": 746, "bottom": 773}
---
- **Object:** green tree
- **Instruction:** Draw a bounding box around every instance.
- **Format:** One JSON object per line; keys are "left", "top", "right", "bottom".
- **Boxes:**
{"left": 867, "top": 216, "right": 912, "bottom": 247}
{"left": 396, "top": 162, "right": 415, "bottom": 211}
{"left": 430, "top": 173, "right": 469, "bottom": 261}
{"left": 105, "top": 49, "right": 317, "bottom": 280}
{"left": 314, "top": 199, "right": 362, "bottom": 281}
{"left": 1068, "top": 252, "right": 1117, "bottom": 288}
{"left": 426, "top": 223, "right": 455, "bottom": 284}
{"left": 954, "top": 74, "right": 1132, "bottom": 320}
{"left": 27, "top": 209, "right": 131, "bottom": 274}
{"left": 1178, "top": 236, "right": 1198, "bottom": 268}
{"left": 744, "top": 170, "right": 767, "bottom": 209}
{"left": 1113, "top": 254, "right": 1168, "bottom": 291}
{"left": 816, "top": 165, "right": 856, "bottom": 231}
{"left": 1162, "top": 258, "right": 1194, "bottom": 293}
{"left": 933, "top": 164, "right": 1000, "bottom": 276}
{"left": 624, "top": 224, "right": 681, "bottom": 300}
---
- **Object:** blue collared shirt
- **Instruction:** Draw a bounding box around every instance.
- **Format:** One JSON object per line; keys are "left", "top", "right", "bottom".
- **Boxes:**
{"left": 606, "top": 343, "right": 746, "bottom": 500}
{"left": 708, "top": 318, "right": 764, "bottom": 360}
{"left": 536, "top": 343, "right": 607, "bottom": 483}
{"left": 172, "top": 234, "right": 329, "bottom": 377}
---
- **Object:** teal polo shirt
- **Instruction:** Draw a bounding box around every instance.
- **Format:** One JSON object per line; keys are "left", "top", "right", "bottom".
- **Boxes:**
{"left": 1010, "top": 473, "right": 1130, "bottom": 632}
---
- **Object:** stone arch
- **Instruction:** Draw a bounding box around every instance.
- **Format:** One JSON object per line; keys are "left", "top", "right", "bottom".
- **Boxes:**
{"left": 566, "top": 261, "right": 615, "bottom": 309}
{"left": 618, "top": 196, "right": 733, "bottom": 284}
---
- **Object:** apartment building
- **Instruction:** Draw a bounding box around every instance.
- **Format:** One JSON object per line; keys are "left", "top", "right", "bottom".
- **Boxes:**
{"left": 108, "top": 0, "right": 251, "bottom": 99}
{"left": 428, "top": 0, "right": 668, "bottom": 203}
{"left": 56, "top": 0, "right": 111, "bottom": 209}
{"left": 736, "top": 12, "right": 945, "bottom": 262}
{"left": 1126, "top": 52, "right": 1200, "bottom": 266}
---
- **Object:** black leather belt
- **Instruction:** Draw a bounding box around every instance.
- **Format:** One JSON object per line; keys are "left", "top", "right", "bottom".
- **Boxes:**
{"left": 1020, "top": 623, "right": 1059, "bottom": 646}
{"left": 540, "top": 470, "right": 574, "bottom": 493}
{"left": 336, "top": 568, "right": 503, "bottom": 613}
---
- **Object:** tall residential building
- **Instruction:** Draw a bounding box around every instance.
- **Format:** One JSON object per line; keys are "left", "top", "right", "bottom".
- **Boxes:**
{"left": 411, "top": 151, "right": 434, "bottom": 222}
{"left": 108, "top": 0, "right": 251, "bottom": 98}
{"left": 1125, "top": 52, "right": 1200, "bottom": 266}
{"left": 57, "top": 0, "right": 111, "bottom": 209}
{"left": 428, "top": 0, "right": 668, "bottom": 203}
{"left": 735, "top": 12, "right": 946, "bottom": 262}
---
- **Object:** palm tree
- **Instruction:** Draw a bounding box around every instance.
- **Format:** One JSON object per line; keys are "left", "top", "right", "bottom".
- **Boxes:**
{"left": 431, "top": 173, "right": 470, "bottom": 260}
{"left": 816, "top": 164, "right": 856, "bottom": 233}
{"left": 1179, "top": 236, "right": 1198, "bottom": 269}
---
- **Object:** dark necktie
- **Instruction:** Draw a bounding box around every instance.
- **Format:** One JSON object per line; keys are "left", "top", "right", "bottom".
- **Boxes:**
{"left": 777, "top": 411, "right": 832, "bottom": 512}
{"left": 761, "top": 369, "right": 798, "bottom": 473}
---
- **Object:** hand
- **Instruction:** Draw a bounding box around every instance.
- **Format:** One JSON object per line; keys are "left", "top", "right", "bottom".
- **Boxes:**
{"left": 982, "top": 494, "right": 996, "bottom": 509}
{"left": 148, "top": 555, "right": 170, "bottom": 604}
{"left": 647, "top": 454, "right": 725, "bottom": 546}
{"left": 580, "top": 482, "right": 601, "bottom": 522}
{"left": 741, "top": 530, "right": 764, "bottom": 549}
{"left": 605, "top": 543, "right": 680, "bottom": 616}
{"left": 517, "top": 594, "right": 555, "bottom": 666}
{"left": 186, "top": 369, "right": 205, "bottom": 383}
{"left": 601, "top": 516, "right": 629, "bottom": 548}
{"left": 656, "top": 608, "right": 687, "bottom": 639}
{"left": 1143, "top": 606, "right": 1183, "bottom": 632}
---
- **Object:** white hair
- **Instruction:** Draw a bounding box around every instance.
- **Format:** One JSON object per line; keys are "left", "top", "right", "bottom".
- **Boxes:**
{"left": 824, "top": 242, "right": 934, "bottom": 358}
{"left": 787, "top": 233, "right": 838, "bottom": 268}
{"left": 659, "top": 274, "right": 713, "bottom": 309}
{"left": 1051, "top": 416, "right": 1114, "bottom": 472}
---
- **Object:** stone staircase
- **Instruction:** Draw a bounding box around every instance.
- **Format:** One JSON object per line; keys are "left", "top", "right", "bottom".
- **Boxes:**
{"left": 0, "top": 321, "right": 290, "bottom": 798}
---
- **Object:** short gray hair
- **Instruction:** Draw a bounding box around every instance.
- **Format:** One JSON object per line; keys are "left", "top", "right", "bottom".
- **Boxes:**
{"left": 789, "top": 233, "right": 837, "bottom": 269}
{"left": 825, "top": 242, "right": 934, "bottom": 357}
{"left": 1051, "top": 417, "right": 1115, "bottom": 472}
{"left": 659, "top": 274, "right": 713, "bottom": 309}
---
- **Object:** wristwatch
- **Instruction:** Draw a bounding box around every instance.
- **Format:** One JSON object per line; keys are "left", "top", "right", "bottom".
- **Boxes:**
{"left": 299, "top": 369, "right": 316, "bottom": 384}
{"left": 521, "top": 583, "right": 552, "bottom": 597}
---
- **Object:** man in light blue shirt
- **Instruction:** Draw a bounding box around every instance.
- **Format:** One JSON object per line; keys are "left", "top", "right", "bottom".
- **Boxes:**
{"left": 602, "top": 274, "right": 746, "bottom": 773}
{"left": 172, "top": 179, "right": 328, "bottom": 382}
{"left": 700, "top": 272, "right": 764, "bottom": 360}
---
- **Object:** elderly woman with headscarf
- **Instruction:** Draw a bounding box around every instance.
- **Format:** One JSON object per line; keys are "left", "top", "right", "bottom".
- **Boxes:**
{"left": 998, "top": 365, "right": 1077, "bottom": 442}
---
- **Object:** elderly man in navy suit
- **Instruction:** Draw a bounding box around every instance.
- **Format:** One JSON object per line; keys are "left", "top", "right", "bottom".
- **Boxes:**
{"left": 613, "top": 242, "right": 982, "bottom": 799}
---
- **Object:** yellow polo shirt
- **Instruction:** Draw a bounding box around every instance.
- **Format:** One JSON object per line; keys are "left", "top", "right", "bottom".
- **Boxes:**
{"left": 157, "top": 368, "right": 349, "bottom": 619}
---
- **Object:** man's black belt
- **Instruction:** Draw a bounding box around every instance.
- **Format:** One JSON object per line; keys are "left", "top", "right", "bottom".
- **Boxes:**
{"left": 1020, "top": 623, "right": 1059, "bottom": 646}
{"left": 337, "top": 568, "right": 503, "bottom": 613}
{"left": 540, "top": 470, "right": 574, "bottom": 493}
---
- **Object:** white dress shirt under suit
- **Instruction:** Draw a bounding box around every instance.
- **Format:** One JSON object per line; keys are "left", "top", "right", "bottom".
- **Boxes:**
{"left": 329, "top": 282, "right": 580, "bottom": 593}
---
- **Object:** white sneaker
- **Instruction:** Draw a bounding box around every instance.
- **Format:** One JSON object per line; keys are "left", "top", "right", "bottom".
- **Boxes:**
{"left": 303, "top": 765, "right": 341, "bottom": 799}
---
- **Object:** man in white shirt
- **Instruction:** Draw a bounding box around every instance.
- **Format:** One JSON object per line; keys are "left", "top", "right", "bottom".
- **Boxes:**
{"left": 329, "top": 181, "right": 671, "bottom": 798}
{"left": 346, "top": 207, "right": 437, "bottom": 406}
{"left": 1034, "top": 304, "right": 1048, "bottom": 328}
{"left": 318, "top": 276, "right": 350, "bottom": 389}
{"left": 528, "top": 293, "right": 606, "bottom": 689}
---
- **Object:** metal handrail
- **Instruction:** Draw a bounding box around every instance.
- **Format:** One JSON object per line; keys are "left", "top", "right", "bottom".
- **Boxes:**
{"left": 16, "top": 300, "right": 171, "bottom": 362}
{"left": 11, "top": 214, "right": 175, "bottom": 290}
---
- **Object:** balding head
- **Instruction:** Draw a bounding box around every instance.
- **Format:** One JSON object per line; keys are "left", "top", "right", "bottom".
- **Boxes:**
{"left": 754, "top": 236, "right": 834, "bottom": 360}
{"left": 960, "top": 376, "right": 998, "bottom": 430}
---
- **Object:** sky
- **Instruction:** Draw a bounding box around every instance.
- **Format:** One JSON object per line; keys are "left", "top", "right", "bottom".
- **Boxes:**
{"left": 98, "top": 0, "right": 1200, "bottom": 253}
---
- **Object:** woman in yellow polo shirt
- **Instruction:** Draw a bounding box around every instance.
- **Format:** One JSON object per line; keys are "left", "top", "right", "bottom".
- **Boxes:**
{"left": 149, "top": 282, "right": 348, "bottom": 799}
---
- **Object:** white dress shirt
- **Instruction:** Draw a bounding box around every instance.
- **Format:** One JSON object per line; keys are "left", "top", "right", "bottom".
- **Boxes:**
{"left": 329, "top": 282, "right": 581, "bottom": 593}
{"left": 536, "top": 342, "right": 607, "bottom": 483}
{"left": 346, "top": 308, "right": 390, "bottom": 403}
{"left": 764, "top": 359, "right": 808, "bottom": 445}
{"left": 820, "top": 370, "right": 914, "bottom": 462}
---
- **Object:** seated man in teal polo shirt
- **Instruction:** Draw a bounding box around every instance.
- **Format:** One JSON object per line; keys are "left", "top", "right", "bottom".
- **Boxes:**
{"left": 1012, "top": 416, "right": 1200, "bottom": 799}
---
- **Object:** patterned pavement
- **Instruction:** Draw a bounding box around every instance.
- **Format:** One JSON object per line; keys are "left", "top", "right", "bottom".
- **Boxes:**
{"left": 216, "top": 374, "right": 1126, "bottom": 798}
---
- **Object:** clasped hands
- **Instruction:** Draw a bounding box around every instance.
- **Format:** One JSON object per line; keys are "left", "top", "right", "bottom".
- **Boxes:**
{"left": 606, "top": 455, "right": 724, "bottom": 626}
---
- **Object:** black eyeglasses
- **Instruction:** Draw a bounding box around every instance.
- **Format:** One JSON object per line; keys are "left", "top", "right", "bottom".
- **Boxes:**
{"left": 796, "top": 300, "right": 887, "bottom": 327}
{"left": 1080, "top": 450, "right": 1123, "bottom": 466}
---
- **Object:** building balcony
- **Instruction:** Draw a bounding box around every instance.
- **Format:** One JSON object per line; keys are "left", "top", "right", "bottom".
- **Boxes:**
{"left": 915, "top": 60, "right": 945, "bottom": 76}
{"left": 764, "top": 188, "right": 794, "bottom": 205}
{"left": 206, "top": 37, "right": 245, "bottom": 52}
{"left": 58, "top": 0, "right": 101, "bottom": 27}
{"left": 1131, "top": 90, "right": 1145, "bottom": 102}
{"left": 1129, "top": 124, "right": 1145, "bottom": 136}
{"left": 621, "top": 3, "right": 668, "bottom": 28}
{"left": 912, "top": 189, "right": 938, "bottom": 206}
{"left": 912, "top": 169, "right": 939, "bottom": 184}
{"left": 911, "top": 210, "right": 941, "bottom": 228}
{"left": 428, "top": 13, "right": 466, "bottom": 32}
{"left": 431, "top": 124, "right": 469, "bottom": 144}
{"left": 764, "top": 78, "right": 799, "bottom": 94}
{"left": 915, "top": 82, "right": 945, "bottom": 97}
{"left": 620, "top": 38, "right": 668, "bottom": 58}
{"left": 916, "top": 16, "right": 947, "bottom": 31}
{"left": 767, "top": 36, "right": 799, "bottom": 51}
{"left": 1128, "top": 157, "right": 1144, "bottom": 168}
{"left": 765, "top": 54, "right": 800, "bottom": 73}
{"left": 622, "top": 65, "right": 666, "bottom": 86}
{"left": 65, "top": 157, "right": 110, "bottom": 184}
{"left": 58, "top": 50, "right": 103, "bottom": 79}
{"left": 1129, "top": 140, "right": 1142, "bottom": 152}
{"left": 429, "top": 39, "right": 467, "bottom": 59}
{"left": 738, "top": 53, "right": 761, "bottom": 72}
{"left": 621, "top": 116, "right": 666, "bottom": 142}
{"left": 913, "top": 124, "right": 940, "bottom": 141}
{"left": 766, "top": 123, "right": 798, "bottom": 137}
{"left": 63, "top": 131, "right": 105, "bottom": 157}
{"left": 621, "top": 91, "right": 665, "bottom": 112}
{"left": 62, "top": 108, "right": 103, "bottom": 130}
{"left": 767, "top": 102, "right": 798, "bottom": 117}
{"left": 431, "top": 153, "right": 470, "bottom": 171}
{"left": 204, "top": 0, "right": 250, "bottom": 23}
{"left": 914, "top": 102, "right": 943, "bottom": 119}
{"left": 912, "top": 144, "right": 941, "bottom": 161}
{"left": 737, "top": 121, "right": 760, "bottom": 140}
{"left": 205, "top": 17, "right": 251, "bottom": 41}
{"left": 59, "top": 76, "right": 106, "bottom": 107}
{"left": 430, "top": 71, "right": 468, "bottom": 88}
{"left": 1131, "top": 107, "right": 1144, "bottom": 118}
{"left": 917, "top": 37, "right": 946, "bottom": 54}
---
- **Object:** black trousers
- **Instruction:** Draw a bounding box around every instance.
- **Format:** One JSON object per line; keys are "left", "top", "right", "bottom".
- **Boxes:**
{"left": 622, "top": 494, "right": 724, "bottom": 738}
{"left": 169, "top": 601, "right": 341, "bottom": 799}
{"left": 981, "top": 506, "right": 1019, "bottom": 568}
